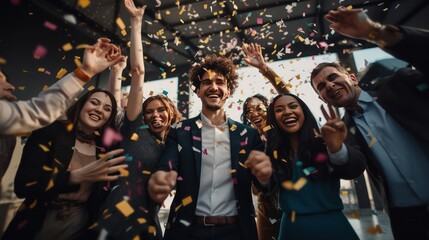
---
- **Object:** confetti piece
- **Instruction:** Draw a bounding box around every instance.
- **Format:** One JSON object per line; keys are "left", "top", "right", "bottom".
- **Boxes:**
{"left": 102, "top": 127, "right": 123, "bottom": 147}
{"left": 33, "top": 44, "right": 47, "bottom": 59}
{"left": 174, "top": 203, "right": 182, "bottom": 212}
{"left": 130, "top": 133, "right": 139, "bottom": 141}
{"left": 43, "top": 21, "right": 57, "bottom": 31}
{"left": 118, "top": 167, "right": 129, "bottom": 177}
{"left": 238, "top": 161, "right": 247, "bottom": 168}
{"left": 116, "top": 17, "right": 126, "bottom": 30}
{"left": 239, "top": 149, "right": 246, "bottom": 154}
{"left": 273, "top": 150, "right": 278, "bottom": 159}
{"left": 368, "top": 137, "right": 377, "bottom": 148}
{"left": 229, "top": 169, "right": 236, "bottom": 173}
{"left": 192, "top": 146, "right": 201, "bottom": 153}
{"left": 77, "top": 0, "right": 90, "bottom": 8}
{"left": 116, "top": 200, "right": 134, "bottom": 217}
{"left": 416, "top": 83, "right": 429, "bottom": 92}
{"left": 29, "top": 200, "right": 37, "bottom": 209}
{"left": 0, "top": 57, "right": 6, "bottom": 64}
{"left": 25, "top": 181, "right": 37, "bottom": 187}
{"left": 293, "top": 177, "right": 307, "bottom": 191}
{"left": 136, "top": 218, "right": 146, "bottom": 224}
{"left": 178, "top": 144, "right": 183, "bottom": 152}
{"left": 315, "top": 153, "right": 327, "bottom": 162}
{"left": 195, "top": 120, "right": 203, "bottom": 129}
{"left": 168, "top": 160, "right": 172, "bottom": 170}
{"left": 230, "top": 124, "right": 237, "bottom": 131}
{"left": 282, "top": 181, "right": 293, "bottom": 190}
{"left": 38, "top": 144, "right": 50, "bottom": 152}
{"left": 76, "top": 44, "right": 92, "bottom": 49}
{"left": 62, "top": 43, "right": 73, "bottom": 51}
{"left": 56, "top": 68, "right": 67, "bottom": 79}
{"left": 291, "top": 211, "right": 296, "bottom": 223}
{"left": 42, "top": 166, "right": 53, "bottom": 171}
{"left": 262, "top": 125, "right": 272, "bottom": 132}
{"left": 182, "top": 196, "right": 192, "bottom": 206}
{"left": 179, "top": 219, "right": 191, "bottom": 226}
{"left": 142, "top": 170, "right": 151, "bottom": 175}
{"left": 148, "top": 226, "right": 156, "bottom": 234}
{"left": 45, "top": 179, "right": 54, "bottom": 191}
{"left": 192, "top": 136, "right": 201, "bottom": 141}
{"left": 240, "top": 128, "right": 247, "bottom": 136}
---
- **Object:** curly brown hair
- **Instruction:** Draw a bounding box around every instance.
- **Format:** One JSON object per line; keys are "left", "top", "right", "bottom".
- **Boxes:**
{"left": 189, "top": 54, "right": 239, "bottom": 95}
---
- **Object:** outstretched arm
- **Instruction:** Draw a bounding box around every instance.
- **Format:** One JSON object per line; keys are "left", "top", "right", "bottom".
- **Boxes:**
{"left": 108, "top": 56, "right": 128, "bottom": 108}
{"left": 124, "top": 0, "right": 146, "bottom": 121}
{"left": 0, "top": 38, "right": 125, "bottom": 135}
{"left": 242, "top": 43, "right": 290, "bottom": 94}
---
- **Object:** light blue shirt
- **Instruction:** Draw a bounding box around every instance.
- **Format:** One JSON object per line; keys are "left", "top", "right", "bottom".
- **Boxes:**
{"left": 352, "top": 91, "right": 429, "bottom": 207}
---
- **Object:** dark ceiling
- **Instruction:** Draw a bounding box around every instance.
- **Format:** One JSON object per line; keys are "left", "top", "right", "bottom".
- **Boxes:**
{"left": 1, "top": 0, "right": 429, "bottom": 99}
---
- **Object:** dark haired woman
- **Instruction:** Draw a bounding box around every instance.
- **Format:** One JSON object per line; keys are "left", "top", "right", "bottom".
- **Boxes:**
{"left": 2, "top": 89, "right": 127, "bottom": 240}
{"left": 266, "top": 94, "right": 365, "bottom": 239}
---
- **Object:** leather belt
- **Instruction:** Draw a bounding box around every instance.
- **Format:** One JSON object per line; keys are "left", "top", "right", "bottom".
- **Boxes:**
{"left": 195, "top": 216, "right": 239, "bottom": 226}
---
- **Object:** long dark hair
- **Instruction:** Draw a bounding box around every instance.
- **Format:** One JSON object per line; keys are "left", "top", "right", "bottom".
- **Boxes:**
{"left": 266, "top": 94, "right": 328, "bottom": 181}
{"left": 66, "top": 88, "right": 118, "bottom": 134}
{"left": 240, "top": 94, "right": 269, "bottom": 126}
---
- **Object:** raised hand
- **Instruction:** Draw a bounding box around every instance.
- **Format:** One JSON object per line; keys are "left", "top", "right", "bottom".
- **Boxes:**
{"left": 242, "top": 43, "right": 267, "bottom": 70}
{"left": 124, "top": 0, "right": 146, "bottom": 19}
{"left": 80, "top": 38, "right": 126, "bottom": 78}
{"left": 325, "top": 7, "right": 377, "bottom": 40}
{"left": 148, "top": 170, "right": 178, "bottom": 203}
{"left": 245, "top": 150, "right": 272, "bottom": 183}
{"left": 69, "top": 148, "right": 128, "bottom": 184}
{"left": 320, "top": 104, "right": 347, "bottom": 153}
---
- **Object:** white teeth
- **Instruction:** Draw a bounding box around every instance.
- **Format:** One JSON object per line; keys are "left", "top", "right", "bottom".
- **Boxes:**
{"left": 89, "top": 114, "right": 100, "bottom": 121}
{"left": 152, "top": 120, "right": 163, "bottom": 128}
{"left": 283, "top": 118, "right": 297, "bottom": 125}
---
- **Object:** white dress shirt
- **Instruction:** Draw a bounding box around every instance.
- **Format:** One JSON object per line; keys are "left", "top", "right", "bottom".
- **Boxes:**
{"left": 195, "top": 113, "right": 238, "bottom": 216}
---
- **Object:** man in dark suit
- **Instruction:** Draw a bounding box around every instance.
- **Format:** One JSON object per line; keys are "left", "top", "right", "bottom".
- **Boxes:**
{"left": 148, "top": 54, "right": 273, "bottom": 240}
{"left": 310, "top": 7, "right": 429, "bottom": 240}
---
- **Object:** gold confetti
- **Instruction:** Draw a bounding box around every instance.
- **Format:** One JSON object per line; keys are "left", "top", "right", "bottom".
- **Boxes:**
{"left": 293, "top": 177, "right": 307, "bottom": 191}
{"left": 29, "top": 199, "right": 38, "bottom": 209}
{"left": 368, "top": 137, "right": 377, "bottom": 148}
{"left": 239, "top": 149, "right": 246, "bottom": 154}
{"left": 66, "top": 123, "right": 74, "bottom": 132}
{"left": 262, "top": 125, "right": 272, "bottom": 132}
{"left": 116, "top": 17, "right": 126, "bottom": 30}
{"left": 76, "top": 44, "right": 92, "bottom": 49}
{"left": 77, "top": 0, "right": 90, "bottom": 8}
{"left": 142, "top": 170, "right": 151, "bottom": 175}
{"left": 273, "top": 150, "right": 278, "bottom": 159}
{"left": 62, "top": 43, "right": 73, "bottom": 51}
{"left": 0, "top": 57, "right": 7, "bottom": 64}
{"left": 42, "top": 166, "right": 53, "bottom": 171}
{"left": 130, "top": 133, "right": 139, "bottom": 141}
{"left": 116, "top": 200, "right": 134, "bottom": 217}
{"left": 230, "top": 124, "right": 237, "bottom": 131}
{"left": 42, "top": 85, "right": 49, "bottom": 90}
{"left": 182, "top": 196, "right": 192, "bottom": 206}
{"left": 282, "top": 181, "right": 293, "bottom": 190}
{"left": 39, "top": 144, "right": 50, "bottom": 152}
{"left": 137, "top": 218, "right": 146, "bottom": 224}
{"left": 291, "top": 211, "right": 296, "bottom": 223}
{"left": 87, "top": 85, "right": 95, "bottom": 91}
{"left": 45, "top": 179, "right": 54, "bottom": 191}
{"left": 38, "top": 68, "right": 45, "bottom": 72}
{"left": 118, "top": 167, "right": 129, "bottom": 177}
{"left": 229, "top": 169, "right": 236, "bottom": 173}
{"left": 56, "top": 68, "right": 67, "bottom": 79}
{"left": 174, "top": 203, "right": 182, "bottom": 212}
{"left": 148, "top": 226, "right": 156, "bottom": 234}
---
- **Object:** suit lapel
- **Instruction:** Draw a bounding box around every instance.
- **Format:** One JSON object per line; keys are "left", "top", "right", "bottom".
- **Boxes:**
{"left": 228, "top": 119, "right": 241, "bottom": 201}
{"left": 191, "top": 115, "right": 203, "bottom": 181}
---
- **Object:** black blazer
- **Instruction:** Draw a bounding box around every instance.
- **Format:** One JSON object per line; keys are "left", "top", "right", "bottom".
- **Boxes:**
{"left": 153, "top": 115, "right": 265, "bottom": 240}
{"left": 344, "top": 26, "right": 429, "bottom": 210}
{"left": 2, "top": 121, "right": 113, "bottom": 240}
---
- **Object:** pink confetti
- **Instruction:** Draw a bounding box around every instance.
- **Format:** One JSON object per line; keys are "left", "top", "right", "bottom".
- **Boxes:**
{"left": 177, "top": 176, "right": 183, "bottom": 181}
{"left": 184, "top": 126, "right": 191, "bottom": 131}
{"left": 192, "top": 136, "right": 201, "bottom": 141}
{"left": 231, "top": 178, "right": 238, "bottom": 184}
{"left": 168, "top": 160, "right": 172, "bottom": 170}
{"left": 240, "top": 137, "right": 248, "bottom": 146}
{"left": 315, "top": 153, "right": 328, "bottom": 162}
{"left": 43, "top": 21, "right": 57, "bottom": 31}
{"left": 257, "top": 18, "right": 263, "bottom": 24}
{"left": 102, "top": 127, "right": 123, "bottom": 147}
{"left": 202, "top": 149, "right": 208, "bottom": 155}
{"left": 33, "top": 44, "right": 47, "bottom": 59}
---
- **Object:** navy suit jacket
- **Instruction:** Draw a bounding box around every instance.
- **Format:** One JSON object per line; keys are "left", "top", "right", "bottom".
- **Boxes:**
{"left": 344, "top": 26, "right": 429, "bottom": 210}
{"left": 154, "top": 115, "right": 265, "bottom": 240}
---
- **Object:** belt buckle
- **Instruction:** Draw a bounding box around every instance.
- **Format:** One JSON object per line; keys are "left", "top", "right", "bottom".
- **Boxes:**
{"left": 203, "top": 216, "right": 215, "bottom": 226}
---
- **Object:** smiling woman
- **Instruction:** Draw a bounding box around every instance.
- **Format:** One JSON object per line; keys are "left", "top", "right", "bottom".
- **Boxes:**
{"left": 2, "top": 88, "right": 127, "bottom": 240}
